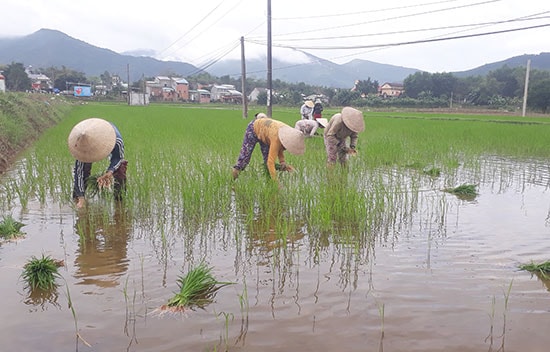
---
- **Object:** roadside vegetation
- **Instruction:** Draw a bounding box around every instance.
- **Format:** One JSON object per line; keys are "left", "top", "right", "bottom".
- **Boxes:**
{"left": 0, "top": 92, "right": 71, "bottom": 175}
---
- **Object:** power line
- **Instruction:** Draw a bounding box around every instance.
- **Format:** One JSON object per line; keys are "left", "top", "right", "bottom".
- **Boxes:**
{"left": 160, "top": 0, "right": 247, "bottom": 64}
{"left": 271, "top": 15, "right": 550, "bottom": 42}
{"left": 157, "top": 1, "right": 225, "bottom": 58}
{"left": 247, "top": 23, "right": 550, "bottom": 50}
{"left": 273, "top": 0, "right": 461, "bottom": 20}
{"left": 252, "top": 0, "right": 502, "bottom": 39}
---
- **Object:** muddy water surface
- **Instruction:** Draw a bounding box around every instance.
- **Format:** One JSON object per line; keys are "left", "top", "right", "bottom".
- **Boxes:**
{"left": 1, "top": 156, "right": 549, "bottom": 352}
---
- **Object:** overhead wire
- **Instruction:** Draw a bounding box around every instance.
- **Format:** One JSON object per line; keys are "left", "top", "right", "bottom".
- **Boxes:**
{"left": 270, "top": 15, "right": 550, "bottom": 42}
{"left": 249, "top": 0, "right": 503, "bottom": 40}
{"left": 252, "top": 23, "right": 550, "bottom": 50}
{"left": 157, "top": 0, "right": 226, "bottom": 58}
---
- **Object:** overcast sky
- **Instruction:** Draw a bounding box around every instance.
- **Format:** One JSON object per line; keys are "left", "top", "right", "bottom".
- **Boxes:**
{"left": 1, "top": 0, "right": 549, "bottom": 73}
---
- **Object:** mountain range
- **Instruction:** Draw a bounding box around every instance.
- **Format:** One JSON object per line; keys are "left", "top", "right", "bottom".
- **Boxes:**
{"left": 1, "top": 29, "right": 549, "bottom": 89}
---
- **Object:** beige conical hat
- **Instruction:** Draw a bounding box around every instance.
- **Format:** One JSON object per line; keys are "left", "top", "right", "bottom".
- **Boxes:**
{"left": 68, "top": 118, "right": 116, "bottom": 162}
{"left": 341, "top": 107, "right": 365, "bottom": 133}
{"left": 278, "top": 125, "right": 305, "bottom": 155}
{"left": 316, "top": 118, "right": 328, "bottom": 128}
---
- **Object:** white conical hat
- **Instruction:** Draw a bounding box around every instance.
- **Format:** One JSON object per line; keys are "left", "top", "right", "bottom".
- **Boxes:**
{"left": 341, "top": 107, "right": 365, "bottom": 133}
{"left": 68, "top": 118, "right": 116, "bottom": 162}
{"left": 278, "top": 125, "right": 305, "bottom": 155}
{"left": 316, "top": 118, "right": 328, "bottom": 128}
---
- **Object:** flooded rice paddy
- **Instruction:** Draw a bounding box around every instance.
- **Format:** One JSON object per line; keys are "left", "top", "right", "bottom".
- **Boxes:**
{"left": 1, "top": 155, "right": 549, "bottom": 352}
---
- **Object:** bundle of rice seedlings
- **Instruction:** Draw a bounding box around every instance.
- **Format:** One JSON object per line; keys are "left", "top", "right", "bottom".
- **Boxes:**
{"left": 85, "top": 174, "right": 112, "bottom": 198}
{"left": 161, "top": 263, "right": 233, "bottom": 312}
{"left": 443, "top": 184, "right": 477, "bottom": 198}
{"left": 520, "top": 261, "right": 550, "bottom": 280}
{"left": 21, "top": 254, "right": 63, "bottom": 291}
{"left": 0, "top": 215, "right": 25, "bottom": 240}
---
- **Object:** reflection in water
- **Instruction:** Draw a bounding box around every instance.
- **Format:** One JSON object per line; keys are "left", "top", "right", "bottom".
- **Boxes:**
{"left": 73, "top": 203, "right": 132, "bottom": 288}
{"left": 22, "top": 287, "right": 61, "bottom": 311}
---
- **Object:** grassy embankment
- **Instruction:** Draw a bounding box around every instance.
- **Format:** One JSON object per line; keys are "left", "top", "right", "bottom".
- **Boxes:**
{"left": 0, "top": 92, "right": 72, "bottom": 175}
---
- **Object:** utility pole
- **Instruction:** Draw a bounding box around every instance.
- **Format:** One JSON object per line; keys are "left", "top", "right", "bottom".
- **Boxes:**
{"left": 522, "top": 59, "right": 531, "bottom": 117}
{"left": 127, "top": 63, "right": 131, "bottom": 105}
{"left": 241, "top": 36, "right": 248, "bottom": 118}
{"left": 267, "top": 0, "right": 273, "bottom": 117}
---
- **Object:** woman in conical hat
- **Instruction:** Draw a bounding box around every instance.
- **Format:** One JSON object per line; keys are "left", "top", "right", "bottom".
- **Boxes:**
{"left": 323, "top": 107, "right": 365, "bottom": 166}
{"left": 68, "top": 118, "right": 127, "bottom": 208}
{"left": 300, "top": 100, "right": 314, "bottom": 120}
{"left": 232, "top": 112, "right": 305, "bottom": 181}
{"left": 294, "top": 117, "right": 328, "bottom": 137}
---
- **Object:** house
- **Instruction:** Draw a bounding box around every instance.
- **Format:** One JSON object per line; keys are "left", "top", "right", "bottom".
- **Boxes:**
{"left": 378, "top": 82, "right": 404, "bottom": 97}
{"left": 25, "top": 66, "right": 52, "bottom": 92}
{"left": 248, "top": 87, "right": 267, "bottom": 102}
{"left": 146, "top": 76, "right": 188, "bottom": 101}
{"left": 210, "top": 84, "right": 243, "bottom": 103}
{"left": 175, "top": 78, "right": 189, "bottom": 101}
{"left": 0, "top": 73, "right": 5, "bottom": 92}
{"left": 189, "top": 89, "right": 211, "bottom": 104}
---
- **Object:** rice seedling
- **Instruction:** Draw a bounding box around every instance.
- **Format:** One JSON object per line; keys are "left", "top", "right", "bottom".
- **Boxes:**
{"left": 0, "top": 214, "right": 25, "bottom": 240}
{"left": 423, "top": 167, "right": 441, "bottom": 177}
{"left": 443, "top": 183, "right": 478, "bottom": 198}
{"left": 161, "top": 263, "right": 234, "bottom": 312}
{"left": 519, "top": 261, "right": 550, "bottom": 280}
{"left": 85, "top": 173, "right": 112, "bottom": 198}
{"left": 21, "top": 254, "right": 63, "bottom": 291}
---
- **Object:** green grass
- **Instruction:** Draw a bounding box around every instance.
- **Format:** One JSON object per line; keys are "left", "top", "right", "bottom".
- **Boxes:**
{"left": 21, "top": 254, "right": 63, "bottom": 291}
{"left": 520, "top": 261, "right": 550, "bottom": 280}
{"left": 0, "top": 215, "right": 25, "bottom": 240}
{"left": 164, "top": 263, "right": 233, "bottom": 311}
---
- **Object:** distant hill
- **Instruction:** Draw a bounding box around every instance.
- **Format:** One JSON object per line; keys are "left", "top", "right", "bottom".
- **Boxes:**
{"left": 453, "top": 52, "right": 550, "bottom": 77}
{"left": 0, "top": 29, "right": 199, "bottom": 82}
{"left": 207, "top": 52, "right": 420, "bottom": 88}
{"left": 1, "top": 29, "right": 548, "bottom": 88}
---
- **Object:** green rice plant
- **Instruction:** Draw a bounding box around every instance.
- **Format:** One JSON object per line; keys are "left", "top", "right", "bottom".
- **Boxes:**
{"left": 0, "top": 214, "right": 25, "bottom": 239}
{"left": 21, "top": 254, "right": 63, "bottom": 291}
{"left": 85, "top": 174, "right": 112, "bottom": 198}
{"left": 163, "top": 263, "right": 233, "bottom": 311}
{"left": 423, "top": 167, "right": 441, "bottom": 177}
{"left": 520, "top": 261, "right": 550, "bottom": 280}
{"left": 443, "top": 183, "right": 477, "bottom": 198}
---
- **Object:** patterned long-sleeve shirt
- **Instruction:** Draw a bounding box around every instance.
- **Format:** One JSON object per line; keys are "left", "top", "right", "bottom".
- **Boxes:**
{"left": 253, "top": 117, "right": 287, "bottom": 180}
{"left": 324, "top": 113, "right": 358, "bottom": 148}
{"left": 300, "top": 104, "right": 313, "bottom": 120}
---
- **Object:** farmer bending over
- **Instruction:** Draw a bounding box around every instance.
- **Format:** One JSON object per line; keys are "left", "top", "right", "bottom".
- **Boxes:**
{"left": 324, "top": 107, "right": 365, "bottom": 167}
{"left": 295, "top": 117, "right": 328, "bottom": 137}
{"left": 232, "top": 113, "right": 305, "bottom": 181}
{"left": 68, "top": 118, "right": 127, "bottom": 209}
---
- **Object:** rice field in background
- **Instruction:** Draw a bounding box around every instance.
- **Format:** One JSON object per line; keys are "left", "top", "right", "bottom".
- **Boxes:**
{"left": 1, "top": 102, "right": 550, "bottom": 352}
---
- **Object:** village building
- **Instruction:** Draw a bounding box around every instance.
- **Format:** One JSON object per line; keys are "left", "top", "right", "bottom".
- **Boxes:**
{"left": 210, "top": 84, "right": 243, "bottom": 103}
{"left": 189, "top": 89, "right": 211, "bottom": 104}
{"left": 146, "top": 76, "right": 189, "bottom": 101}
{"left": 378, "top": 82, "right": 404, "bottom": 97}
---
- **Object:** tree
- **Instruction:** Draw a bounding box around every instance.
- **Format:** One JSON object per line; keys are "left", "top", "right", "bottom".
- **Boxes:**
{"left": 431, "top": 72, "right": 458, "bottom": 99}
{"left": 354, "top": 78, "right": 379, "bottom": 96}
{"left": 4, "top": 62, "right": 31, "bottom": 91}
{"left": 403, "top": 71, "right": 432, "bottom": 98}
{"left": 527, "top": 78, "right": 550, "bottom": 113}
{"left": 52, "top": 66, "right": 87, "bottom": 91}
{"left": 332, "top": 89, "right": 360, "bottom": 106}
